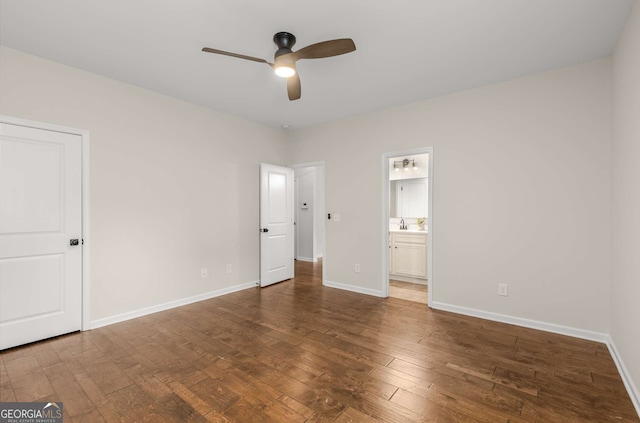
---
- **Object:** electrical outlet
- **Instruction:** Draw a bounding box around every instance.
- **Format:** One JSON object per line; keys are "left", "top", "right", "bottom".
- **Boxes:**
{"left": 355, "top": 264, "right": 360, "bottom": 273}
{"left": 201, "top": 268, "right": 208, "bottom": 278}
{"left": 498, "top": 283, "right": 508, "bottom": 296}
{"left": 226, "top": 264, "right": 232, "bottom": 274}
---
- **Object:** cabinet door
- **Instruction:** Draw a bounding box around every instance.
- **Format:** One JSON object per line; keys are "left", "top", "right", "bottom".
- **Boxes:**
{"left": 391, "top": 233, "right": 427, "bottom": 279}
{"left": 392, "top": 242, "right": 427, "bottom": 278}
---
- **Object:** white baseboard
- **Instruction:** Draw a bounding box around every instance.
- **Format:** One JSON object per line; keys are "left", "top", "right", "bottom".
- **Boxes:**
{"left": 606, "top": 336, "right": 640, "bottom": 418}
{"left": 90, "top": 281, "right": 258, "bottom": 330}
{"left": 430, "top": 301, "right": 608, "bottom": 343}
{"left": 324, "top": 280, "right": 384, "bottom": 297}
{"left": 296, "top": 256, "right": 317, "bottom": 263}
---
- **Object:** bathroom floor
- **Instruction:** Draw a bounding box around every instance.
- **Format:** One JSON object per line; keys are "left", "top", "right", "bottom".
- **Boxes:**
{"left": 389, "top": 279, "right": 428, "bottom": 304}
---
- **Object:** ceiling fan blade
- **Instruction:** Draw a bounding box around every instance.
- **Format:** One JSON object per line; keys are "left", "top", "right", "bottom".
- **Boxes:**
{"left": 292, "top": 38, "right": 356, "bottom": 61}
{"left": 202, "top": 47, "right": 272, "bottom": 66}
{"left": 287, "top": 73, "right": 301, "bottom": 101}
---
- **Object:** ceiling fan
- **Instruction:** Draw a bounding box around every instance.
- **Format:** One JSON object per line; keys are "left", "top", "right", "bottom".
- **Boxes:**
{"left": 202, "top": 32, "right": 356, "bottom": 101}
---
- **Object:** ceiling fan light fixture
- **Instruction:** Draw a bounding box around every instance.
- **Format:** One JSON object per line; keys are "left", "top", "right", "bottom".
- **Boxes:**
{"left": 274, "top": 65, "right": 296, "bottom": 78}
{"left": 274, "top": 54, "right": 296, "bottom": 78}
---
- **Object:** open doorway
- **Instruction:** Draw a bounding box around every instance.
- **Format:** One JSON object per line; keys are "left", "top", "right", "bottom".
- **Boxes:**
{"left": 292, "top": 162, "right": 325, "bottom": 284}
{"left": 382, "top": 148, "right": 433, "bottom": 305}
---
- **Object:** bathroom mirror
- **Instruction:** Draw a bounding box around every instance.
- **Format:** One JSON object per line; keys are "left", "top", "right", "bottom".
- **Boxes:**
{"left": 390, "top": 178, "right": 428, "bottom": 218}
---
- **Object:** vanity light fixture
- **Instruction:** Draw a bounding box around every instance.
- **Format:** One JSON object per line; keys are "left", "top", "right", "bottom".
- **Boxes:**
{"left": 393, "top": 158, "right": 417, "bottom": 172}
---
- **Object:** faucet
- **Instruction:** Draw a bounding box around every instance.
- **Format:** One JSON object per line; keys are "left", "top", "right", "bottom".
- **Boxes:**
{"left": 400, "top": 218, "right": 407, "bottom": 230}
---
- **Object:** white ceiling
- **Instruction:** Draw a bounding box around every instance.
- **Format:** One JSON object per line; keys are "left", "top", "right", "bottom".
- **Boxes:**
{"left": 0, "top": 0, "right": 634, "bottom": 130}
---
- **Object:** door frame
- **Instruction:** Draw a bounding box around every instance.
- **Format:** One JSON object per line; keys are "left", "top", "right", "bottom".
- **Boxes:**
{"left": 381, "top": 147, "right": 433, "bottom": 306}
{"left": 1, "top": 115, "right": 91, "bottom": 330}
{"left": 290, "top": 161, "right": 326, "bottom": 285}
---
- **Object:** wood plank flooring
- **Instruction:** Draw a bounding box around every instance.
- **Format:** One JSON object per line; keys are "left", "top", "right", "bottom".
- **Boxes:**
{"left": 1, "top": 260, "right": 638, "bottom": 422}
{"left": 389, "top": 280, "right": 428, "bottom": 304}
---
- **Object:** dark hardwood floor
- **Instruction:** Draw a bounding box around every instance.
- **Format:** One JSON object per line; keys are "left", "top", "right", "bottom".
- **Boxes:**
{"left": 1, "top": 260, "right": 638, "bottom": 422}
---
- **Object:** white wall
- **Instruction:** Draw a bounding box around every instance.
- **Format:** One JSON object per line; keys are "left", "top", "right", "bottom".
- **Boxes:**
{"left": 1, "top": 38, "right": 634, "bottom": 400}
{"left": 0, "top": 45, "right": 620, "bottom": 341}
{"left": 288, "top": 59, "right": 612, "bottom": 333}
{"left": 0, "top": 46, "right": 287, "bottom": 323}
{"left": 611, "top": 0, "right": 640, "bottom": 408}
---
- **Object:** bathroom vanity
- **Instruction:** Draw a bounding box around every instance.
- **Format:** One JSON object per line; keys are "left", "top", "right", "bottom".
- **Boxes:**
{"left": 389, "top": 230, "right": 428, "bottom": 283}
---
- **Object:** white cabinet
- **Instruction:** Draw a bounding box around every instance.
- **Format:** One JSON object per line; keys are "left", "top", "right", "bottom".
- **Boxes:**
{"left": 390, "top": 232, "right": 427, "bottom": 280}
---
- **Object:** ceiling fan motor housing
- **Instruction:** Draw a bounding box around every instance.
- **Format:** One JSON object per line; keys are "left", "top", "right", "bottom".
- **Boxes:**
{"left": 274, "top": 32, "right": 296, "bottom": 57}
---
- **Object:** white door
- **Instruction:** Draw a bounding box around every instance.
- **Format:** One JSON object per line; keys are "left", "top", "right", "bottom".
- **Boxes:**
{"left": 260, "top": 163, "right": 294, "bottom": 287}
{"left": 0, "top": 122, "right": 82, "bottom": 350}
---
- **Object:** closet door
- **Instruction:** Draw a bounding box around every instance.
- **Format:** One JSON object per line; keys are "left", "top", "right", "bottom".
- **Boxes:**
{"left": 0, "top": 123, "right": 82, "bottom": 349}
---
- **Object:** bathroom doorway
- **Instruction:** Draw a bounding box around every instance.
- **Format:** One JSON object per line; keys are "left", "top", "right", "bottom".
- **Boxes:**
{"left": 382, "top": 148, "right": 433, "bottom": 305}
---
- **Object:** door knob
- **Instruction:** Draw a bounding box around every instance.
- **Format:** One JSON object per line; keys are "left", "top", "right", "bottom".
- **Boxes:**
{"left": 260, "top": 228, "right": 269, "bottom": 233}
{"left": 70, "top": 239, "right": 79, "bottom": 246}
